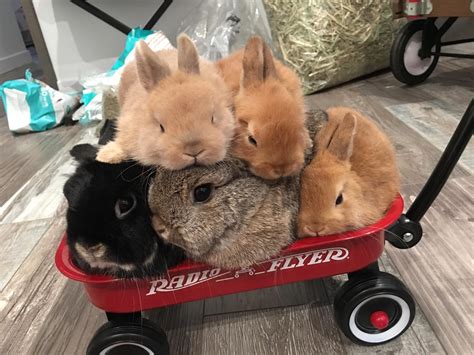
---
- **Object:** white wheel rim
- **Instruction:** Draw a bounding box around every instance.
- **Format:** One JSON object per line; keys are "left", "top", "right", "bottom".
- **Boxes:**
{"left": 349, "top": 294, "right": 411, "bottom": 343}
{"left": 403, "top": 31, "right": 435, "bottom": 76}
{"left": 100, "top": 342, "right": 154, "bottom": 355}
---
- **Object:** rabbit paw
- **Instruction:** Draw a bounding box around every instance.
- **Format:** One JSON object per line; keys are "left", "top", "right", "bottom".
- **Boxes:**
{"left": 96, "top": 142, "right": 127, "bottom": 164}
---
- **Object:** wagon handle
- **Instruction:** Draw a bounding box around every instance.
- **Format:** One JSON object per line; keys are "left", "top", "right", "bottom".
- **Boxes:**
{"left": 387, "top": 99, "right": 473, "bottom": 248}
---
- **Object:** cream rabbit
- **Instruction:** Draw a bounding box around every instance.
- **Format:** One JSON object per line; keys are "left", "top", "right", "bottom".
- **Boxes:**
{"left": 97, "top": 34, "right": 235, "bottom": 170}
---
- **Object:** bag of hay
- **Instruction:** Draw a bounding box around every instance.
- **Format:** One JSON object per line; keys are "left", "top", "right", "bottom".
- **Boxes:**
{"left": 262, "top": 0, "right": 405, "bottom": 94}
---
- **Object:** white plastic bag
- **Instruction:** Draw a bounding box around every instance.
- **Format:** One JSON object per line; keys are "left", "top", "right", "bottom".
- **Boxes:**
{"left": 178, "top": 0, "right": 273, "bottom": 60}
{"left": 78, "top": 30, "right": 173, "bottom": 123}
{"left": 0, "top": 70, "right": 78, "bottom": 133}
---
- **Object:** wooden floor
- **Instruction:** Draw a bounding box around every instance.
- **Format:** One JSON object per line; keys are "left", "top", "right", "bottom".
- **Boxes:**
{"left": 0, "top": 45, "right": 472, "bottom": 354}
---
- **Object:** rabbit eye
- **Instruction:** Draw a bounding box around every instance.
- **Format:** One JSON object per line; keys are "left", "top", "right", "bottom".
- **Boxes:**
{"left": 193, "top": 183, "right": 214, "bottom": 203}
{"left": 211, "top": 115, "right": 215, "bottom": 124}
{"left": 335, "top": 194, "right": 344, "bottom": 206}
{"left": 248, "top": 135, "right": 257, "bottom": 146}
{"left": 160, "top": 124, "right": 165, "bottom": 133}
{"left": 115, "top": 195, "right": 137, "bottom": 219}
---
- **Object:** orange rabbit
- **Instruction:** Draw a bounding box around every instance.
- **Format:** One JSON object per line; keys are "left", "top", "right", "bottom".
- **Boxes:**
{"left": 298, "top": 107, "right": 400, "bottom": 237}
{"left": 217, "top": 36, "right": 310, "bottom": 180}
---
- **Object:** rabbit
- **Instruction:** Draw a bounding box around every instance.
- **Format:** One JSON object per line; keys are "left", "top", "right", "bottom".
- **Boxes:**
{"left": 217, "top": 36, "right": 311, "bottom": 180}
{"left": 63, "top": 144, "right": 185, "bottom": 278}
{"left": 96, "top": 34, "right": 235, "bottom": 170}
{"left": 297, "top": 107, "right": 400, "bottom": 238}
{"left": 147, "top": 110, "right": 328, "bottom": 269}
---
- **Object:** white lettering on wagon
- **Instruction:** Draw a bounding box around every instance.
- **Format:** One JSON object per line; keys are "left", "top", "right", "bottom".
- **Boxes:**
{"left": 145, "top": 248, "right": 349, "bottom": 295}
{"left": 146, "top": 268, "right": 224, "bottom": 295}
{"left": 267, "top": 248, "right": 349, "bottom": 272}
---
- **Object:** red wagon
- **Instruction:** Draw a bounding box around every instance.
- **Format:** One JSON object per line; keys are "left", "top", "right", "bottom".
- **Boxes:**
{"left": 56, "top": 195, "right": 416, "bottom": 353}
{"left": 56, "top": 101, "right": 473, "bottom": 355}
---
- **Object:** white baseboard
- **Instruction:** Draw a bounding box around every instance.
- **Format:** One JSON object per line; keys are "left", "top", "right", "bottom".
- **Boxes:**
{"left": 0, "top": 49, "right": 32, "bottom": 75}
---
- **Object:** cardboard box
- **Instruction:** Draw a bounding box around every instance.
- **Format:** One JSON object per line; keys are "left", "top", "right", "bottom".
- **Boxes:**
{"left": 393, "top": 0, "right": 474, "bottom": 18}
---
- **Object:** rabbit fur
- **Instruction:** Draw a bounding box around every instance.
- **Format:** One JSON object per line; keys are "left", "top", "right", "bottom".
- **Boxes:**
{"left": 298, "top": 107, "right": 400, "bottom": 237}
{"left": 64, "top": 90, "right": 185, "bottom": 277}
{"left": 217, "top": 36, "right": 310, "bottom": 180}
{"left": 97, "top": 34, "right": 235, "bottom": 170}
{"left": 148, "top": 109, "right": 327, "bottom": 269}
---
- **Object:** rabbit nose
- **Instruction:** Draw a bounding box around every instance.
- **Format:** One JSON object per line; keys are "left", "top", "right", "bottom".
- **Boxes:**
{"left": 303, "top": 226, "right": 323, "bottom": 237}
{"left": 88, "top": 243, "right": 107, "bottom": 257}
{"left": 184, "top": 149, "right": 205, "bottom": 158}
{"left": 184, "top": 140, "right": 205, "bottom": 158}
{"left": 289, "top": 162, "right": 303, "bottom": 174}
{"left": 273, "top": 162, "right": 302, "bottom": 177}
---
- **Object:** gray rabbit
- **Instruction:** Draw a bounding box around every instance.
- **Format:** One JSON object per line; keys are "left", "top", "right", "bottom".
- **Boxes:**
{"left": 148, "top": 110, "right": 327, "bottom": 269}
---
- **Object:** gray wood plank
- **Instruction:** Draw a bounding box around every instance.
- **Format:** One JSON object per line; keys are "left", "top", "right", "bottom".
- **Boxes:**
{"left": 384, "top": 100, "right": 473, "bottom": 173}
{"left": 201, "top": 304, "right": 345, "bottom": 355}
{"left": 0, "top": 217, "right": 68, "bottom": 354}
{"left": 387, "top": 177, "right": 474, "bottom": 355}
{"left": 148, "top": 301, "right": 205, "bottom": 355}
{"left": 0, "top": 126, "right": 97, "bottom": 223}
{"left": 204, "top": 279, "right": 327, "bottom": 316}
{"left": 0, "top": 121, "right": 83, "bottom": 208}
{"left": 28, "top": 280, "right": 105, "bottom": 355}
{"left": 0, "top": 219, "right": 52, "bottom": 291}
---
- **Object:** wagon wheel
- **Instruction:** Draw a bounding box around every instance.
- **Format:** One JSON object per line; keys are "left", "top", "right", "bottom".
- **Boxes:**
{"left": 87, "top": 318, "right": 169, "bottom": 355}
{"left": 334, "top": 272, "right": 415, "bottom": 346}
{"left": 390, "top": 20, "right": 440, "bottom": 85}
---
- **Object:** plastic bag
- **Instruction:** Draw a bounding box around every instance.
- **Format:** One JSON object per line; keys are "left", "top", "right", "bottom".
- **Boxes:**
{"left": 78, "top": 29, "right": 173, "bottom": 123}
{"left": 0, "top": 70, "right": 78, "bottom": 133}
{"left": 111, "top": 27, "right": 155, "bottom": 71}
{"left": 178, "top": 0, "right": 273, "bottom": 61}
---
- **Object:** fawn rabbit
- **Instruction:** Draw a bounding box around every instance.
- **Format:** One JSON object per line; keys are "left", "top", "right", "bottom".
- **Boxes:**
{"left": 217, "top": 36, "right": 310, "bottom": 180}
{"left": 298, "top": 107, "right": 400, "bottom": 237}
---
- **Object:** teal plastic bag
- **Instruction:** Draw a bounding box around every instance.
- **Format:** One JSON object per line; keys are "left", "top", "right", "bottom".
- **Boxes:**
{"left": 0, "top": 70, "right": 77, "bottom": 133}
{"left": 77, "top": 29, "right": 172, "bottom": 124}
{"left": 111, "top": 27, "right": 154, "bottom": 71}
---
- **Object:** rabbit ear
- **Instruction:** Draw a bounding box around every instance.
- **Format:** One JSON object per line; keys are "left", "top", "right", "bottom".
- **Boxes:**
{"left": 70, "top": 144, "right": 98, "bottom": 162}
{"left": 242, "top": 36, "right": 278, "bottom": 89}
{"left": 177, "top": 34, "right": 200, "bottom": 75}
{"left": 262, "top": 41, "right": 278, "bottom": 80}
{"left": 135, "top": 41, "right": 171, "bottom": 91}
{"left": 326, "top": 113, "right": 357, "bottom": 161}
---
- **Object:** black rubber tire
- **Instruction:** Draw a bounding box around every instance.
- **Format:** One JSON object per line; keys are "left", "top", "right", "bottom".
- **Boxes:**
{"left": 87, "top": 318, "right": 169, "bottom": 355}
{"left": 334, "top": 272, "right": 415, "bottom": 346}
{"left": 390, "top": 19, "right": 440, "bottom": 85}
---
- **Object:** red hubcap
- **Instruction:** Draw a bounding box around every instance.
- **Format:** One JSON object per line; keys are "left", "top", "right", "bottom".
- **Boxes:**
{"left": 370, "top": 310, "right": 390, "bottom": 330}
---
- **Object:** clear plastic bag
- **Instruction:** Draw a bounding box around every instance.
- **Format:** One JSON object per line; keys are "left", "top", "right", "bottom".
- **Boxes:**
{"left": 178, "top": 0, "right": 273, "bottom": 61}
{"left": 77, "top": 30, "right": 173, "bottom": 123}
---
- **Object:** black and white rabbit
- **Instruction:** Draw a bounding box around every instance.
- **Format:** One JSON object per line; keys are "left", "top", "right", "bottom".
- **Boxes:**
{"left": 63, "top": 144, "right": 185, "bottom": 278}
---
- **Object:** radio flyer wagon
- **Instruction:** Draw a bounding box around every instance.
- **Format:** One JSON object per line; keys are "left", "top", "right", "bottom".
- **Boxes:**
{"left": 55, "top": 100, "right": 473, "bottom": 354}
{"left": 390, "top": 0, "right": 474, "bottom": 85}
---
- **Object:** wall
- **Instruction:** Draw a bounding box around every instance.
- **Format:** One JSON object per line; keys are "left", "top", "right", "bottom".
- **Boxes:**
{"left": 0, "top": 1, "right": 31, "bottom": 74}
{"left": 32, "top": 0, "right": 199, "bottom": 92}
{"left": 31, "top": 1, "right": 474, "bottom": 93}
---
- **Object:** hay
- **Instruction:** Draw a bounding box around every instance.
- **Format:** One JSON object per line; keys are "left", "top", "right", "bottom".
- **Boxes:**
{"left": 263, "top": 0, "right": 405, "bottom": 94}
